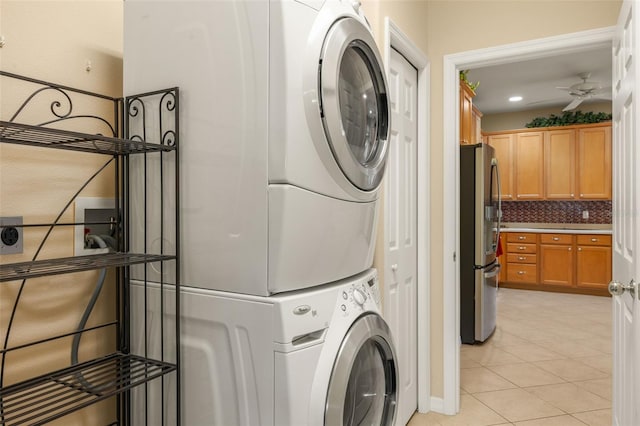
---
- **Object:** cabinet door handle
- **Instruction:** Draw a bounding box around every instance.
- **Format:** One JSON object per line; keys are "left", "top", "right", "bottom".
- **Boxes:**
{"left": 591, "top": 238, "right": 598, "bottom": 242}
{"left": 552, "top": 237, "right": 559, "bottom": 241}
{"left": 517, "top": 271, "right": 525, "bottom": 275}
{"left": 518, "top": 256, "right": 526, "bottom": 260}
{"left": 518, "top": 236, "right": 525, "bottom": 240}
{"left": 578, "top": 247, "right": 582, "bottom": 251}
{"left": 571, "top": 193, "right": 574, "bottom": 197}
{"left": 518, "top": 246, "right": 526, "bottom": 250}
{"left": 568, "top": 247, "right": 572, "bottom": 251}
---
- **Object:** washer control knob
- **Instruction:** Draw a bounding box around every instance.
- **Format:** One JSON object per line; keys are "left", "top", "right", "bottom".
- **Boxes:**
{"left": 342, "top": 291, "right": 348, "bottom": 300}
{"left": 341, "top": 304, "right": 347, "bottom": 312}
{"left": 353, "top": 288, "right": 366, "bottom": 305}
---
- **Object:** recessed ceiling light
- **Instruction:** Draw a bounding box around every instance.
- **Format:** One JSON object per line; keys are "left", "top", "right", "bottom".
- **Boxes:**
{"left": 509, "top": 96, "right": 523, "bottom": 102}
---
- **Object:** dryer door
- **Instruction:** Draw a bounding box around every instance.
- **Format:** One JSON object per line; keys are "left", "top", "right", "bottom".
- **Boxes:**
{"left": 320, "top": 17, "right": 390, "bottom": 192}
{"left": 325, "top": 314, "right": 398, "bottom": 426}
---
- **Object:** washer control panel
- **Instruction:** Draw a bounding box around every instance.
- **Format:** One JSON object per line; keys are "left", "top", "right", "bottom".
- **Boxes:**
{"left": 337, "top": 272, "right": 381, "bottom": 317}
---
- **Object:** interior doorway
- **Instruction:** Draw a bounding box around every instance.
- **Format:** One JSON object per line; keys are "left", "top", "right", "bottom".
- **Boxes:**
{"left": 442, "top": 27, "right": 615, "bottom": 414}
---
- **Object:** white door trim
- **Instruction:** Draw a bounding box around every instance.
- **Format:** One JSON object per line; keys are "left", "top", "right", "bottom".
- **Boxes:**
{"left": 442, "top": 26, "right": 615, "bottom": 415}
{"left": 383, "top": 17, "right": 431, "bottom": 413}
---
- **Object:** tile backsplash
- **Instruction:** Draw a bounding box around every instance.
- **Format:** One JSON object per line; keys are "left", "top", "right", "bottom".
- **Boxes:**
{"left": 501, "top": 200, "right": 612, "bottom": 224}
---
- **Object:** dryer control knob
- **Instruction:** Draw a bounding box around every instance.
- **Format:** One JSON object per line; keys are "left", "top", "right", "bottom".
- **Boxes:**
{"left": 353, "top": 288, "right": 366, "bottom": 305}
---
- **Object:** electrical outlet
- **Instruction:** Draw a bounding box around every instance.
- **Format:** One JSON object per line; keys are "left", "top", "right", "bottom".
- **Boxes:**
{"left": 582, "top": 210, "right": 589, "bottom": 220}
{"left": 0, "top": 216, "right": 23, "bottom": 255}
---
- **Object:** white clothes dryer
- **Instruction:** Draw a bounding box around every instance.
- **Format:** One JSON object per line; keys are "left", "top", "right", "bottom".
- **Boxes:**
{"left": 124, "top": 0, "right": 390, "bottom": 295}
{"left": 130, "top": 268, "right": 398, "bottom": 426}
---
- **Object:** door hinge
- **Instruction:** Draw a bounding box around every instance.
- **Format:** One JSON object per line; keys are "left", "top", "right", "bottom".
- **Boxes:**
{"left": 453, "top": 251, "right": 457, "bottom": 262}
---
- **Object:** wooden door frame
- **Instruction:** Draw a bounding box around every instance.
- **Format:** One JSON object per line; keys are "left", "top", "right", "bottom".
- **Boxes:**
{"left": 442, "top": 27, "right": 614, "bottom": 414}
{"left": 383, "top": 17, "right": 431, "bottom": 413}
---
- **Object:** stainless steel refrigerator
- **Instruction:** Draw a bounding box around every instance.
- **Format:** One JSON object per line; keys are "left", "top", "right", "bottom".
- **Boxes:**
{"left": 460, "top": 143, "right": 502, "bottom": 344}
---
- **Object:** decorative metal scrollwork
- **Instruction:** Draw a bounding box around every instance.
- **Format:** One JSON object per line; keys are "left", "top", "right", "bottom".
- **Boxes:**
{"left": 126, "top": 88, "right": 178, "bottom": 148}
{"left": 160, "top": 91, "right": 177, "bottom": 147}
{"left": 1, "top": 72, "right": 119, "bottom": 137}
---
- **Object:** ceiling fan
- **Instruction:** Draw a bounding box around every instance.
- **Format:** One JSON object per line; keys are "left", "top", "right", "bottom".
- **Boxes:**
{"left": 557, "top": 72, "right": 611, "bottom": 111}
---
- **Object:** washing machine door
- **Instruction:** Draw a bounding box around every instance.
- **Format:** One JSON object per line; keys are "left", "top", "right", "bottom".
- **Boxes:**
{"left": 325, "top": 313, "right": 398, "bottom": 426}
{"left": 320, "top": 17, "right": 390, "bottom": 192}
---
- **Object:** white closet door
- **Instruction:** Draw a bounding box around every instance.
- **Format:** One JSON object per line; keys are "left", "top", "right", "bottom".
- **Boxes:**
{"left": 384, "top": 47, "right": 418, "bottom": 426}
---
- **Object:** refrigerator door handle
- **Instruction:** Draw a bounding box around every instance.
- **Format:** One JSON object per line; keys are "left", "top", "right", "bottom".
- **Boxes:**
{"left": 491, "top": 158, "right": 502, "bottom": 249}
{"left": 484, "top": 263, "right": 501, "bottom": 279}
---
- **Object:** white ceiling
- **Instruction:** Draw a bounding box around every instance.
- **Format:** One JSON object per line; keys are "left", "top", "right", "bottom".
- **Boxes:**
{"left": 466, "top": 46, "right": 612, "bottom": 115}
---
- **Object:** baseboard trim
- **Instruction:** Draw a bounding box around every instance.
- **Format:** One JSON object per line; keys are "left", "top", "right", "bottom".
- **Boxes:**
{"left": 429, "top": 396, "right": 445, "bottom": 414}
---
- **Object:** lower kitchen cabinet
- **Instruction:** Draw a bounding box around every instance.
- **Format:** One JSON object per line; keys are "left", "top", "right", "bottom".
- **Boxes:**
{"left": 498, "top": 234, "right": 508, "bottom": 283}
{"left": 539, "top": 234, "right": 574, "bottom": 287}
{"left": 501, "top": 231, "right": 612, "bottom": 295}
{"left": 576, "top": 235, "right": 612, "bottom": 290}
{"left": 505, "top": 233, "right": 538, "bottom": 284}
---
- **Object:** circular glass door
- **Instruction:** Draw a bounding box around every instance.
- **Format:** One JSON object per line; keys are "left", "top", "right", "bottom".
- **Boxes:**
{"left": 325, "top": 314, "right": 397, "bottom": 426}
{"left": 320, "top": 18, "right": 390, "bottom": 192}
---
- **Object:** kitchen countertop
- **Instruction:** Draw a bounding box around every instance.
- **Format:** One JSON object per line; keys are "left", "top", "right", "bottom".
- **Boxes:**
{"left": 500, "top": 222, "right": 612, "bottom": 235}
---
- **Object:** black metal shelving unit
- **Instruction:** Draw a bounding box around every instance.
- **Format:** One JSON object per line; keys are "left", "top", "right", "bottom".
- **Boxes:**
{"left": 0, "top": 71, "right": 180, "bottom": 426}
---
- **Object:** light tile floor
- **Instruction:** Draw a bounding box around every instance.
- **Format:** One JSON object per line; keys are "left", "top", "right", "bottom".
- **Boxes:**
{"left": 408, "top": 288, "right": 612, "bottom": 426}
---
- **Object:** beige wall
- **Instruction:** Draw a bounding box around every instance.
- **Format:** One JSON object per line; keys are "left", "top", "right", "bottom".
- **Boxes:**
{"left": 364, "top": 0, "right": 620, "bottom": 402}
{"left": 0, "top": 1, "right": 123, "bottom": 424}
{"left": 482, "top": 101, "right": 613, "bottom": 132}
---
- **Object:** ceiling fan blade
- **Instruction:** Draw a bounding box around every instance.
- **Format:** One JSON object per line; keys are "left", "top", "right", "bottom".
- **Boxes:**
{"left": 526, "top": 97, "right": 567, "bottom": 106}
{"left": 593, "top": 86, "right": 612, "bottom": 96}
{"left": 562, "top": 97, "right": 584, "bottom": 111}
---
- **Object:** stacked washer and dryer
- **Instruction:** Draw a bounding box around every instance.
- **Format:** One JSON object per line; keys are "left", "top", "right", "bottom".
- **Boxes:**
{"left": 124, "top": 0, "right": 398, "bottom": 425}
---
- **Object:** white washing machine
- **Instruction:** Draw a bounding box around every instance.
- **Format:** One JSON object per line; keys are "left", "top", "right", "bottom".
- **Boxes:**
{"left": 130, "top": 268, "right": 398, "bottom": 426}
{"left": 124, "top": 0, "right": 390, "bottom": 295}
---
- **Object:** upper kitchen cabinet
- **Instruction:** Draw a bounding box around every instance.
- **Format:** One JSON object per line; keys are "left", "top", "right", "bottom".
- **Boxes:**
{"left": 577, "top": 125, "right": 612, "bottom": 199}
{"left": 545, "top": 129, "right": 576, "bottom": 199}
{"left": 472, "top": 105, "right": 483, "bottom": 144}
{"left": 460, "top": 83, "right": 474, "bottom": 145}
{"left": 484, "top": 123, "right": 612, "bottom": 201}
{"left": 487, "top": 133, "right": 514, "bottom": 200}
{"left": 515, "top": 131, "right": 544, "bottom": 200}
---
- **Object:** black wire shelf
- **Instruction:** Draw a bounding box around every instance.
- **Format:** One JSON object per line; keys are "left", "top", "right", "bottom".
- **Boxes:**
{"left": 0, "top": 253, "right": 176, "bottom": 283}
{"left": 0, "top": 353, "right": 176, "bottom": 426}
{"left": 0, "top": 121, "right": 175, "bottom": 155}
{"left": 0, "top": 72, "right": 181, "bottom": 425}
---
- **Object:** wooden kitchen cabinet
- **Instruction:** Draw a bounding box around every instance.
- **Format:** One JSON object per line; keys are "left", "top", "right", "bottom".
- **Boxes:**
{"left": 506, "top": 232, "right": 536, "bottom": 244}
{"left": 539, "top": 233, "right": 574, "bottom": 287}
{"left": 515, "top": 132, "right": 544, "bottom": 200}
{"left": 460, "top": 83, "right": 475, "bottom": 145}
{"left": 498, "top": 234, "right": 508, "bottom": 283}
{"left": 472, "top": 104, "right": 483, "bottom": 144}
{"left": 488, "top": 134, "right": 514, "bottom": 200}
{"left": 545, "top": 129, "right": 576, "bottom": 199}
{"left": 505, "top": 233, "right": 538, "bottom": 284}
{"left": 483, "top": 123, "right": 612, "bottom": 201}
{"left": 500, "top": 231, "right": 611, "bottom": 296}
{"left": 576, "top": 234, "right": 612, "bottom": 290}
{"left": 577, "top": 126, "right": 612, "bottom": 199}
